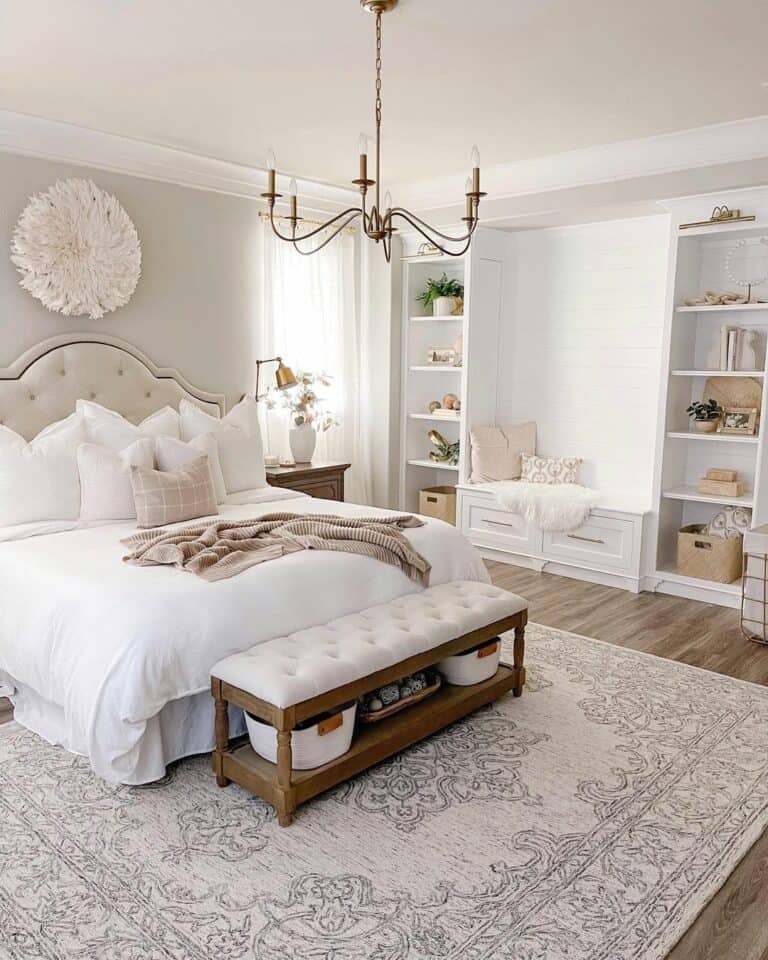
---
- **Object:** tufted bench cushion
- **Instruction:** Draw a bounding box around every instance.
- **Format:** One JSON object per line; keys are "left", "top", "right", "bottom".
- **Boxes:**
{"left": 211, "top": 580, "right": 527, "bottom": 709}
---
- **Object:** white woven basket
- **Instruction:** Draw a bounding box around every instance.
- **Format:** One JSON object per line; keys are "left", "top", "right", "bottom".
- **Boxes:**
{"left": 439, "top": 640, "right": 500, "bottom": 686}
{"left": 245, "top": 704, "right": 357, "bottom": 770}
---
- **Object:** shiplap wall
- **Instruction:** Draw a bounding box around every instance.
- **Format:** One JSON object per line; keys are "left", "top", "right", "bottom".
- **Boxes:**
{"left": 497, "top": 216, "right": 670, "bottom": 502}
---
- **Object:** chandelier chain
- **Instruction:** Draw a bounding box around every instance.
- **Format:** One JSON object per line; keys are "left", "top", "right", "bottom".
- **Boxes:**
{"left": 375, "top": 12, "right": 382, "bottom": 130}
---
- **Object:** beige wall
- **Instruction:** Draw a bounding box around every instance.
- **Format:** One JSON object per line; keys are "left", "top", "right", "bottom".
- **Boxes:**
{"left": 0, "top": 151, "right": 262, "bottom": 409}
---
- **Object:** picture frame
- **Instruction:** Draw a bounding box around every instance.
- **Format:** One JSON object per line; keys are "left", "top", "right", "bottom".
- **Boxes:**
{"left": 426, "top": 347, "right": 457, "bottom": 366}
{"left": 718, "top": 406, "right": 758, "bottom": 435}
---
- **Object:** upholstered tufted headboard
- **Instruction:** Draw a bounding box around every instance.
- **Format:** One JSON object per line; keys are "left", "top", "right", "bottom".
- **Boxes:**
{"left": 0, "top": 334, "right": 225, "bottom": 439}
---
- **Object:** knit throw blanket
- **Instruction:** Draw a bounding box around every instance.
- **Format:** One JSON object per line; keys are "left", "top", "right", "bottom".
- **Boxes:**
{"left": 121, "top": 512, "right": 430, "bottom": 584}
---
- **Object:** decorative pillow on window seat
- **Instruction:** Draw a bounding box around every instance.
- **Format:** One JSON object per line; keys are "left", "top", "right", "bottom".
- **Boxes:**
{"left": 469, "top": 422, "right": 537, "bottom": 482}
{"left": 520, "top": 453, "right": 581, "bottom": 485}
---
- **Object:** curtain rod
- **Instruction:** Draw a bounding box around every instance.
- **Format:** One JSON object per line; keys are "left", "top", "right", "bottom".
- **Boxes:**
{"left": 258, "top": 211, "right": 357, "bottom": 235}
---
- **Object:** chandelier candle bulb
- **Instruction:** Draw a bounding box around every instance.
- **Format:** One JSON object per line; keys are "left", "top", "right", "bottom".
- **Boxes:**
{"left": 384, "top": 190, "right": 392, "bottom": 211}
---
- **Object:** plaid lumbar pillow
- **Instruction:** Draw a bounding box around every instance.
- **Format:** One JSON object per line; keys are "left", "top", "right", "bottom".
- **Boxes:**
{"left": 130, "top": 455, "right": 219, "bottom": 528}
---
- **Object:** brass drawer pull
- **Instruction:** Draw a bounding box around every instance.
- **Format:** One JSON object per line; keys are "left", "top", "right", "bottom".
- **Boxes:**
{"left": 566, "top": 533, "right": 606, "bottom": 545}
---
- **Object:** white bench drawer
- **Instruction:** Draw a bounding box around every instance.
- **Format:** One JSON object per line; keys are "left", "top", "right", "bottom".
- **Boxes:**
{"left": 461, "top": 494, "right": 541, "bottom": 554}
{"left": 542, "top": 515, "right": 635, "bottom": 572}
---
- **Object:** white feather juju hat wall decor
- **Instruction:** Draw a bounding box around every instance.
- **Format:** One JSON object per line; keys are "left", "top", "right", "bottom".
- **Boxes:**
{"left": 10, "top": 178, "right": 141, "bottom": 320}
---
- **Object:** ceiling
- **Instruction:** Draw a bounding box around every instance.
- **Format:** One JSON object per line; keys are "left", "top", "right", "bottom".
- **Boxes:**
{"left": 1, "top": 0, "right": 767, "bottom": 192}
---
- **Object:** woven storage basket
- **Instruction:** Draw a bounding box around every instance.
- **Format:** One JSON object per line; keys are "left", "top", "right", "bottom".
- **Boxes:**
{"left": 439, "top": 639, "right": 501, "bottom": 686}
{"left": 245, "top": 704, "right": 356, "bottom": 771}
{"left": 677, "top": 524, "right": 743, "bottom": 583}
{"left": 419, "top": 486, "right": 456, "bottom": 525}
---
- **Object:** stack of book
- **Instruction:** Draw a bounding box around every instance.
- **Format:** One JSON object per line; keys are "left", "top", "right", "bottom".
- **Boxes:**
{"left": 697, "top": 468, "right": 743, "bottom": 498}
{"left": 716, "top": 326, "right": 757, "bottom": 371}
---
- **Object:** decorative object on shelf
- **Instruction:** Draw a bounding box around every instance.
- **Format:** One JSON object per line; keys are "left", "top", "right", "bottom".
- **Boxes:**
{"left": 428, "top": 400, "right": 442, "bottom": 413}
{"left": 426, "top": 347, "right": 457, "bottom": 366}
{"left": 685, "top": 290, "right": 754, "bottom": 307}
{"left": 495, "top": 480, "right": 599, "bottom": 532}
{"left": 520, "top": 453, "right": 581, "bottom": 485}
{"left": 260, "top": 0, "right": 485, "bottom": 260}
{"left": 677, "top": 523, "right": 743, "bottom": 583}
{"left": 705, "top": 505, "right": 752, "bottom": 540}
{"left": 417, "top": 273, "right": 465, "bottom": 316}
{"left": 268, "top": 371, "right": 338, "bottom": 464}
{"left": 704, "top": 374, "right": 762, "bottom": 414}
{"left": 359, "top": 668, "right": 441, "bottom": 723}
{"left": 709, "top": 326, "right": 764, "bottom": 371}
{"left": 686, "top": 398, "right": 723, "bottom": 433}
{"left": 698, "top": 468, "right": 744, "bottom": 498}
{"left": 10, "top": 178, "right": 141, "bottom": 320}
{"left": 679, "top": 205, "right": 755, "bottom": 230}
{"left": 718, "top": 406, "right": 758, "bottom": 436}
{"left": 427, "top": 429, "right": 460, "bottom": 466}
{"left": 453, "top": 333, "right": 464, "bottom": 360}
{"left": 441, "top": 392, "right": 460, "bottom": 410}
{"left": 724, "top": 237, "right": 768, "bottom": 304}
{"left": 255, "top": 355, "right": 297, "bottom": 399}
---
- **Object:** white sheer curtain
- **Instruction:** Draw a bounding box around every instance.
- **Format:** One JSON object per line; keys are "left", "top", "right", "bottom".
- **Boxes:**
{"left": 258, "top": 223, "right": 372, "bottom": 505}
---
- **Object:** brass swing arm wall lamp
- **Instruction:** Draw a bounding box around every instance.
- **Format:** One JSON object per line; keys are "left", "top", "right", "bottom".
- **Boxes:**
{"left": 255, "top": 356, "right": 297, "bottom": 401}
{"left": 260, "top": 0, "right": 485, "bottom": 262}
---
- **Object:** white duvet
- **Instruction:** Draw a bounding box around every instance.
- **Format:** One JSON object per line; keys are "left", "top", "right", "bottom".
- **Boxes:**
{"left": 0, "top": 491, "right": 488, "bottom": 784}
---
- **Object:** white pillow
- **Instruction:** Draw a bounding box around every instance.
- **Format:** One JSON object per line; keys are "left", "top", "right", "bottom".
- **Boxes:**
{"left": 179, "top": 396, "right": 266, "bottom": 493}
{"left": 77, "top": 439, "right": 155, "bottom": 521}
{"left": 76, "top": 399, "right": 181, "bottom": 449}
{"left": 155, "top": 434, "right": 227, "bottom": 503}
{"left": 0, "top": 413, "right": 86, "bottom": 526}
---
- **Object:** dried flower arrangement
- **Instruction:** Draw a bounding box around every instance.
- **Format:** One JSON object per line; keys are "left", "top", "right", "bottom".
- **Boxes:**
{"left": 267, "top": 370, "right": 339, "bottom": 431}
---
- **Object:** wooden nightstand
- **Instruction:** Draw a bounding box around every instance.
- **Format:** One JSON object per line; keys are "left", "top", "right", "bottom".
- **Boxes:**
{"left": 265, "top": 461, "right": 351, "bottom": 502}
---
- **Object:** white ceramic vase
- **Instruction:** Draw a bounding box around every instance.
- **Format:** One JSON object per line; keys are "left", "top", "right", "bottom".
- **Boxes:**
{"left": 289, "top": 422, "right": 317, "bottom": 463}
{"left": 433, "top": 296, "right": 460, "bottom": 316}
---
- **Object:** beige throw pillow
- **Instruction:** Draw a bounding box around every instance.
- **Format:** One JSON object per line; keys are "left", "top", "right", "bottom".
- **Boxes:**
{"left": 469, "top": 422, "right": 537, "bottom": 482}
{"left": 520, "top": 453, "right": 581, "bottom": 485}
{"left": 130, "top": 456, "right": 219, "bottom": 528}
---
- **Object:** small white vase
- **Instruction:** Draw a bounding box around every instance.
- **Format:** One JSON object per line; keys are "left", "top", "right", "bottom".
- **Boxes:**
{"left": 433, "top": 296, "right": 460, "bottom": 316}
{"left": 289, "top": 423, "right": 317, "bottom": 463}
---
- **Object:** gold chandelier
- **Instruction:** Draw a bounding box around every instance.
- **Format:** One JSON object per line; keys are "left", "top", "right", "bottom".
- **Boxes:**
{"left": 261, "top": 0, "right": 485, "bottom": 261}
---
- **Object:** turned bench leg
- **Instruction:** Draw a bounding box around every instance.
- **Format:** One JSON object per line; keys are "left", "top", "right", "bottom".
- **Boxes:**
{"left": 213, "top": 685, "right": 230, "bottom": 787}
{"left": 276, "top": 729, "right": 296, "bottom": 827}
{"left": 513, "top": 623, "right": 526, "bottom": 697}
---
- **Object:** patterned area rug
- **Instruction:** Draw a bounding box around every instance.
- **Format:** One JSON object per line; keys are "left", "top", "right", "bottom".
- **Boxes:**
{"left": 1, "top": 624, "right": 767, "bottom": 960}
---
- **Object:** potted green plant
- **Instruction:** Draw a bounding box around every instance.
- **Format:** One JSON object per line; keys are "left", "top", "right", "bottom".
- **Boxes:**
{"left": 686, "top": 398, "right": 723, "bottom": 433}
{"left": 416, "top": 273, "right": 464, "bottom": 317}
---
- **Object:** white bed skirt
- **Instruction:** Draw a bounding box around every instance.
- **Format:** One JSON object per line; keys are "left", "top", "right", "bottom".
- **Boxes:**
{"left": 12, "top": 683, "right": 248, "bottom": 783}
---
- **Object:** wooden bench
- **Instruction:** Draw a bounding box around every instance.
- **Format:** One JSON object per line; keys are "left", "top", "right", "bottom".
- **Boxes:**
{"left": 210, "top": 580, "right": 527, "bottom": 825}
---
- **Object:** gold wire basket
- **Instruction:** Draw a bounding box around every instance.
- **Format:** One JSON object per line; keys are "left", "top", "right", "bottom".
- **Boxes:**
{"left": 741, "top": 552, "right": 768, "bottom": 645}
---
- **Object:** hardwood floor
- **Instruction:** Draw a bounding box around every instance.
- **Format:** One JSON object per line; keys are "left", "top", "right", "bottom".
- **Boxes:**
{"left": 486, "top": 561, "right": 768, "bottom": 960}
{"left": 1, "top": 564, "right": 766, "bottom": 959}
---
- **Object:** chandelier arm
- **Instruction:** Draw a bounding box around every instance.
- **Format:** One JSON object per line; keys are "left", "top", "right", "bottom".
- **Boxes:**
{"left": 382, "top": 231, "right": 393, "bottom": 264}
{"left": 268, "top": 205, "right": 363, "bottom": 243}
{"left": 289, "top": 212, "right": 363, "bottom": 256}
{"left": 390, "top": 207, "right": 476, "bottom": 244}
{"left": 390, "top": 210, "right": 474, "bottom": 257}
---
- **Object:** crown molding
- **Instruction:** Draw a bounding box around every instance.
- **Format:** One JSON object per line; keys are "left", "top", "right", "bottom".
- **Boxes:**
{"left": 0, "top": 110, "right": 357, "bottom": 214}
{"left": 392, "top": 115, "right": 768, "bottom": 214}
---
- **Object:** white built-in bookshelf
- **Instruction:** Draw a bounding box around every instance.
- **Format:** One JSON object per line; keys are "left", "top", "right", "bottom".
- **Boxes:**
{"left": 653, "top": 213, "right": 768, "bottom": 606}
{"left": 398, "top": 228, "right": 509, "bottom": 516}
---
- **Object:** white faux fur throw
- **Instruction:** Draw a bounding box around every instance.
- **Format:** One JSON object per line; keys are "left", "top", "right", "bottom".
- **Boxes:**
{"left": 495, "top": 481, "right": 600, "bottom": 532}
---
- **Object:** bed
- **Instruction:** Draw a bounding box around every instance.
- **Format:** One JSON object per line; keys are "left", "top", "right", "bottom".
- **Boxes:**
{"left": 0, "top": 335, "right": 489, "bottom": 784}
